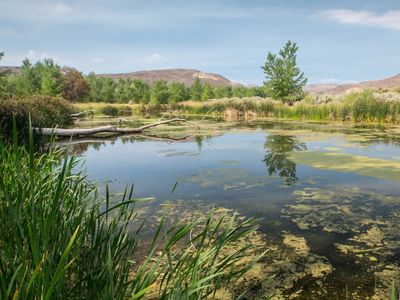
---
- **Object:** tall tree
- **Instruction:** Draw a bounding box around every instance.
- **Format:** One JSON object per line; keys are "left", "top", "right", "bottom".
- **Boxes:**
{"left": 262, "top": 40, "right": 307, "bottom": 104}
{"left": 62, "top": 67, "right": 91, "bottom": 101}
{"left": 168, "top": 82, "right": 189, "bottom": 104}
{"left": 190, "top": 77, "right": 203, "bottom": 101}
{"left": 150, "top": 80, "right": 170, "bottom": 104}
{"left": 201, "top": 83, "right": 215, "bottom": 101}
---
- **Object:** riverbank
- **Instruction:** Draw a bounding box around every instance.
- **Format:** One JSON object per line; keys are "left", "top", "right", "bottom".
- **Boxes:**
{"left": 73, "top": 90, "right": 400, "bottom": 125}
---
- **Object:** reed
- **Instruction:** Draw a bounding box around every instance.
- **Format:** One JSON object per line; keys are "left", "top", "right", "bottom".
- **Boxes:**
{"left": 172, "top": 91, "right": 400, "bottom": 124}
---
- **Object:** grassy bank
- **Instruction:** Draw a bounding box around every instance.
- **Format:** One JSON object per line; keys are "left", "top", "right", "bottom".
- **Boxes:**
{"left": 172, "top": 91, "right": 400, "bottom": 124}
{"left": 0, "top": 123, "right": 262, "bottom": 299}
{"left": 73, "top": 90, "right": 400, "bottom": 124}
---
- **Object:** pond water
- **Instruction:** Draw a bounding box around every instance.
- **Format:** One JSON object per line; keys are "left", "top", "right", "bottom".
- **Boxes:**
{"left": 67, "top": 119, "right": 400, "bottom": 299}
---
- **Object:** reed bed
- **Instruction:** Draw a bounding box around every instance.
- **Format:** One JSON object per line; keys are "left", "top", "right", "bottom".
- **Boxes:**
{"left": 0, "top": 120, "right": 262, "bottom": 299}
{"left": 173, "top": 91, "right": 400, "bottom": 124}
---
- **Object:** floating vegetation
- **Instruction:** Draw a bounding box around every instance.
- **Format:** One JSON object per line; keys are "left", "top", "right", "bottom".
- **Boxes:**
{"left": 135, "top": 199, "right": 336, "bottom": 299}
{"left": 284, "top": 187, "right": 400, "bottom": 298}
{"left": 289, "top": 151, "right": 400, "bottom": 181}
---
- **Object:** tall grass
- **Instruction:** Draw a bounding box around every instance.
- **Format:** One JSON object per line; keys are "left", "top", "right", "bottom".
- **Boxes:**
{"left": 0, "top": 120, "right": 262, "bottom": 299}
{"left": 173, "top": 91, "right": 400, "bottom": 124}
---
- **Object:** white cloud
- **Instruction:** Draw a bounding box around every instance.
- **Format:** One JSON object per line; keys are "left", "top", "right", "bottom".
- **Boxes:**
{"left": 315, "top": 9, "right": 400, "bottom": 31}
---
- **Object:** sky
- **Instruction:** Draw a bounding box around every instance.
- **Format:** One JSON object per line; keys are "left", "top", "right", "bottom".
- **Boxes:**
{"left": 1, "top": 0, "right": 400, "bottom": 85}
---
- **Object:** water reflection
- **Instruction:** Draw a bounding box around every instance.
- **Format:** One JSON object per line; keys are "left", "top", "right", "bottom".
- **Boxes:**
{"left": 263, "top": 135, "right": 306, "bottom": 184}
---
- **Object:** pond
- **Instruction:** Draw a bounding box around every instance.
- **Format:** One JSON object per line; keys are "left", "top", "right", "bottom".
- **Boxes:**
{"left": 67, "top": 118, "right": 400, "bottom": 299}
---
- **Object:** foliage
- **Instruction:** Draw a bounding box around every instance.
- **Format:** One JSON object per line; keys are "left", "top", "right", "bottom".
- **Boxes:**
{"left": 11, "top": 59, "right": 64, "bottom": 97}
{"left": 100, "top": 105, "right": 119, "bottom": 116}
{"left": 0, "top": 126, "right": 261, "bottom": 299}
{"left": 201, "top": 83, "right": 215, "bottom": 101}
{"left": 191, "top": 77, "right": 203, "bottom": 101}
{"left": 150, "top": 80, "right": 170, "bottom": 104}
{"left": 262, "top": 40, "right": 307, "bottom": 104}
{"left": 168, "top": 82, "right": 189, "bottom": 104}
{"left": 61, "top": 67, "right": 91, "bottom": 101}
{"left": 173, "top": 91, "right": 400, "bottom": 124}
{"left": 0, "top": 96, "right": 74, "bottom": 135}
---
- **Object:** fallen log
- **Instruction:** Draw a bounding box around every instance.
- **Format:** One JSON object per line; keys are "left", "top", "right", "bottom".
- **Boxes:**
{"left": 35, "top": 118, "right": 200, "bottom": 137}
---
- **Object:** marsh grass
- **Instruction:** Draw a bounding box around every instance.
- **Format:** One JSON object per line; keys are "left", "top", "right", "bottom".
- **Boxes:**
{"left": 172, "top": 91, "right": 400, "bottom": 124}
{"left": 74, "top": 102, "right": 140, "bottom": 116}
{"left": 0, "top": 119, "right": 262, "bottom": 299}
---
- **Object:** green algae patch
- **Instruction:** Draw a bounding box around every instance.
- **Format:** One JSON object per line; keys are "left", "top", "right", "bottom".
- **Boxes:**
{"left": 289, "top": 151, "right": 400, "bottom": 181}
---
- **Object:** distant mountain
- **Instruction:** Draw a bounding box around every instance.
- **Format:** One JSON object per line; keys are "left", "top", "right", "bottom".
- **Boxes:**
{"left": 306, "top": 74, "right": 400, "bottom": 95}
{"left": 0, "top": 66, "right": 21, "bottom": 75}
{"left": 97, "top": 69, "right": 241, "bottom": 86}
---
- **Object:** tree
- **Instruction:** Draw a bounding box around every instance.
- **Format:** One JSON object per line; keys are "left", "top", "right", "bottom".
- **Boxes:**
{"left": 168, "top": 82, "right": 189, "bottom": 104}
{"left": 61, "top": 67, "right": 91, "bottom": 101}
{"left": 201, "top": 83, "right": 215, "bottom": 101}
{"left": 38, "top": 59, "right": 64, "bottom": 96}
{"left": 150, "top": 80, "right": 170, "bottom": 104}
{"left": 262, "top": 40, "right": 307, "bottom": 104}
{"left": 190, "top": 77, "right": 203, "bottom": 101}
{"left": 131, "top": 79, "right": 150, "bottom": 104}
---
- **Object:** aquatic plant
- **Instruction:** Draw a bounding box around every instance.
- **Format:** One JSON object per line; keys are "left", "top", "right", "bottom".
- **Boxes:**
{"left": 0, "top": 120, "right": 262, "bottom": 299}
{"left": 172, "top": 91, "right": 400, "bottom": 124}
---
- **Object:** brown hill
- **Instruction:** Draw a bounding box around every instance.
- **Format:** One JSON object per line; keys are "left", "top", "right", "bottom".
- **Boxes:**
{"left": 306, "top": 74, "right": 400, "bottom": 95}
{"left": 0, "top": 66, "right": 21, "bottom": 75}
{"left": 98, "top": 69, "right": 241, "bottom": 86}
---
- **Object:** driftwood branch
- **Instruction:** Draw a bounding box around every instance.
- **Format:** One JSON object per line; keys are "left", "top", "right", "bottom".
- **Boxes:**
{"left": 35, "top": 118, "right": 200, "bottom": 137}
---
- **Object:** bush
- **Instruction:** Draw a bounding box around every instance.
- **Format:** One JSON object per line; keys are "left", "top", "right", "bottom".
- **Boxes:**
{"left": 118, "top": 105, "right": 132, "bottom": 116}
{"left": 0, "top": 96, "right": 74, "bottom": 135}
{"left": 100, "top": 105, "right": 119, "bottom": 116}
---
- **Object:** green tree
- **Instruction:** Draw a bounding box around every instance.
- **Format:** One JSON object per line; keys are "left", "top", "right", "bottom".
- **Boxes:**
{"left": 191, "top": 77, "right": 203, "bottom": 101}
{"left": 262, "top": 40, "right": 307, "bottom": 104}
{"left": 131, "top": 79, "right": 150, "bottom": 104}
{"left": 86, "top": 72, "right": 103, "bottom": 102}
{"left": 168, "top": 82, "right": 189, "bottom": 104}
{"left": 150, "top": 80, "right": 170, "bottom": 104}
{"left": 232, "top": 86, "right": 247, "bottom": 98}
{"left": 100, "top": 78, "right": 116, "bottom": 103}
{"left": 201, "top": 83, "right": 215, "bottom": 101}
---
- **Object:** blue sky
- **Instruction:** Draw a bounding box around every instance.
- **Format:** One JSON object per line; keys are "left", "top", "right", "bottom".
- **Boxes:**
{"left": 1, "top": 0, "right": 399, "bottom": 85}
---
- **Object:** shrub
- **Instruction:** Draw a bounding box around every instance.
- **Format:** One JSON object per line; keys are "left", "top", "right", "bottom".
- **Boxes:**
{"left": 100, "top": 105, "right": 119, "bottom": 116}
{"left": 0, "top": 96, "right": 74, "bottom": 135}
{"left": 118, "top": 105, "right": 132, "bottom": 116}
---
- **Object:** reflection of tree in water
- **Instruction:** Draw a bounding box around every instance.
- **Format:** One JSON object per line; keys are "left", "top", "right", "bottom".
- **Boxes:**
{"left": 263, "top": 135, "right": 306, "bottom": 184}
{"left": 195, "top": 135, "right": 212, "bottom": 151}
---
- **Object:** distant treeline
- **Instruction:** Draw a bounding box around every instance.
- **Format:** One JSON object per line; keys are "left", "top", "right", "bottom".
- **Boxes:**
{"left": 0, "top": 58, "right": 266, "bottom": 104}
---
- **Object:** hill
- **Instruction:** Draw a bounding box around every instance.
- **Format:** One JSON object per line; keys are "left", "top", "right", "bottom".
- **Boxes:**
{"left": 306, "top": 74, "right": 400, "bottom": 95}
{"left": 97, "top": 69, "right": 241, "bottom": 86}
